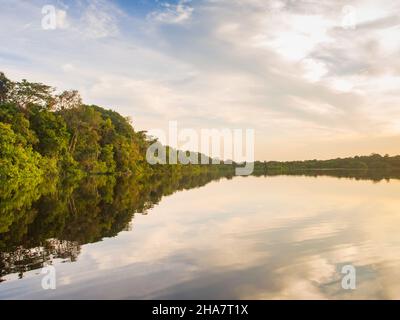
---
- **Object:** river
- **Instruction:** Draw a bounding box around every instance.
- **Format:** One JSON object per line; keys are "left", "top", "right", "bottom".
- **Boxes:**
{"left": 1, "top": 172, "right": 399, "bottom": 299}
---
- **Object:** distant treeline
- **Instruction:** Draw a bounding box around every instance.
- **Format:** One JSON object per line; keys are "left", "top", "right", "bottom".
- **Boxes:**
{"left": 253, "top": 154, "right": 400, "bottom": 173}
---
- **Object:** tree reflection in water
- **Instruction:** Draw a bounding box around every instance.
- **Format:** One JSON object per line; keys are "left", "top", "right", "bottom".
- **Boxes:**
{"left": 1, "top": 169, "right": 399, "bottom": 282}
{"left": 0, "top": 169, "right": 235, "bottom": 282}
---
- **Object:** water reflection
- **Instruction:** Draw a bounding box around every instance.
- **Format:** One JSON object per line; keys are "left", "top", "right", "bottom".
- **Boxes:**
{"left": 0, "top": 170, "right": 234, "bottom": 282}
{"left": 1, "top": 170, "right": 400, "bottom": 299}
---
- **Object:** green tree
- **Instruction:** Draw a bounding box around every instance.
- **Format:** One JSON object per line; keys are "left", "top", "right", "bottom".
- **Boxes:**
{"left": 0, "top": 72, "right": 11, "bottom": 104}
{"left": 29, "top": 107, "right": 70, "bottom": 158}
{"left": 8, "top": 79, "right": 55, "bottom": 110}
{"left": 0, "top": 123, "right": 43, "bottom": 180}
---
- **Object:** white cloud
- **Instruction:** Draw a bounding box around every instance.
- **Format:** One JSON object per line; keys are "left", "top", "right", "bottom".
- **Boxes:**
{"left": 81, "top": 0, "right": 120, "bottom": 38}
{"left": 253, "top": 14, "right": 335, "bottom": 62}
{"left": 147, "top": 0, "right": 194, "bottom": 24}
{"left": 302, "top": 58, "right": 329, "bottom": 83}
{"left": 61, "top": 63, "right": 75, "bottom": 72}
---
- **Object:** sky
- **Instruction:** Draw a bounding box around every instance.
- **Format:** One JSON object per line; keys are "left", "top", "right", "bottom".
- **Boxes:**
{"left": 0, "top": 0, "right": 399, "bottom": 161}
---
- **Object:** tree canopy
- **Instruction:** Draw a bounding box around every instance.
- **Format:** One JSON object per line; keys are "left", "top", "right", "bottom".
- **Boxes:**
{"left": 0, "top": 73, "right": 233, "bottom": 188}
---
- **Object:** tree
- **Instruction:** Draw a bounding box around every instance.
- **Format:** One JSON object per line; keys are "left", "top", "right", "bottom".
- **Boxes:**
{"left": 99, "top": 144, "right": 116, "bottom": 173}
{"left": 0, "top": 123, "right": 43, "bottom": 180}
{"left": 0, "top": 72, "right": 11, "bottom": 104}
{"left": 61, "top": 105, "right": 103, "bottom": 171}
{"left": 55, "top": 90, "right": 82, "bottom": 110}
{"left": 8, "top": 79, "right": 55, "bottom": 110}
{"left": 29, "top": 107, "right": 70, "bottom": 157}
{"left": 0, "top": 102, "right": 38, "bottom": 146}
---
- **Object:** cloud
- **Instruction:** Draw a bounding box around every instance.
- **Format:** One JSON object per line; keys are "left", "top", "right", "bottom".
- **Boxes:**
{"left": 147, "top": 0, "right": 194, "bottom": 24}
{"left": 61, "top": 63, "right": 75, "bottom": 72}
{"left": 79, "top": 0, "right": 122, "bottom": 38}
{"left": 1, "top": 0, "right": 400, "bottom": 160}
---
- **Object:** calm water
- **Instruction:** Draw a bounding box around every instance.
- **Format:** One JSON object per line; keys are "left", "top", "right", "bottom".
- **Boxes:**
{"left": 1, "top": 173, "right": 400, "bottom": 299}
